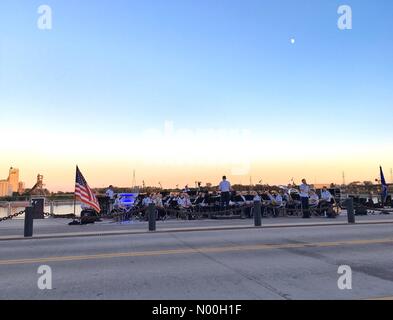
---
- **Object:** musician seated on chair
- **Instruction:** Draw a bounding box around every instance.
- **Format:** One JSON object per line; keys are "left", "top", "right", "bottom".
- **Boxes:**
{"left": 193, "top": 192, "right": 206, "bottom": 206}
{"left": 309, "top": 190, "right": 319, "bottom": 206}
{"left": 164, "top": 193, "right": 177, "bottom": 208}
{"left": 176, "top": 193, "right": 193, "bottom": 219}
{"left": 286, "top": 189, "right": 302, "bottom": 216}
{"left": 252, "top": 191, "right": 261, "bottom": 202}
{"left": 177, "top": 193, "right": 192, "bottom": 209}
{"left": 280, "top": 188, "right": 289, "bottom": 202}
{"left": 273, "top": 191, "right": 283, "bottom": 206}
{"left": 320, "top": 187, "right": 333, "bottom": 203}
{"left": 319, "top": 187, "right": 335, "bottom": 218}
{"left": 142, "top": 194, "right": 153, "bottom": 207}
{"left": 283, "top": 190, "right": 296, "bottom": 215}
{"left": 152, "top": 193, "right": 163, "bottom": 208}
{"left": 230, "top": 191, "right": 246, "bottom": 206}
{"left": 152, "top": 193, "right": 166, "bottom": 220}
{"left": 265, "top": 191, "right": 283, "bottom": 217}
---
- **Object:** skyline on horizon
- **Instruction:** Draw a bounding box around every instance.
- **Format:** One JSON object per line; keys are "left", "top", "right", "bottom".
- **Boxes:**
{"left": 1, "top": 0, "right": 393, "bottom": 191}
{"left": 1, "top": 163, "right": 392, "bottom": 193}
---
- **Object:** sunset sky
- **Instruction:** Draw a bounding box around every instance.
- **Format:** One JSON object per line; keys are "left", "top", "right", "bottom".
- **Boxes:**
{"left": 1, "top": 0, "right": 392, "bottom": 191}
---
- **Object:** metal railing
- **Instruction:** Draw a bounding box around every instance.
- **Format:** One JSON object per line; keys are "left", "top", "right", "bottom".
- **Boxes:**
{"left": 0, "top": 200, "right": 81, "bottom": 218}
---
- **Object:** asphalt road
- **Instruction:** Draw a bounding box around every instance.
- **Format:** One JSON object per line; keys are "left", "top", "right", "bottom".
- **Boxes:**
{"left": 1, "top": 223, "right": 393, "bottom": 300}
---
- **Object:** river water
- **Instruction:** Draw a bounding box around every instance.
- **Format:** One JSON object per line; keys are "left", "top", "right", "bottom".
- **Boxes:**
{"left": 0, "top": 202, "right": 82, "bottom": 219}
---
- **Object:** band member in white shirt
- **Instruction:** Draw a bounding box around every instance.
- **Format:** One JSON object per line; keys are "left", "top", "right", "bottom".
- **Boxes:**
{"left": 320, "top": 187, "right": 335, "bottom": 218}
{"left": 142, "top": 194, "right": 153, "bottom": 207}
{"left": 267, "top": 190, "right": 283, "bottom": 217}
{"left": 299, "top": 179, "right": 311, "bottom": 218}
{"left": 321, "top": 187, "right": 333, "bottom": 203}
{"left": 178, "top": 193, "right": 192, "bottom": 208}
{"left": 309, "top": 190, "right": 319, "bottom": 206}
{"left": 252, "top": 191, "right": 262, "bottom": 202}
{"left": 281, "top": 188, "right": 289, "bottom": 202}
{"left": 193, "top": 192, "right": 206, "bottom": 206}
{"left": 283, "top": 189, "right": 297, "bottom": 216}
{"left": 153, "top": 193, "right": 163, "bottom": 208}
{"left": 219, "top": 176, "right": 231, "bottom": 209}
{"left": 176, "top": 193, "right": 192, "bottom": 220}
{"left": 164, "top": 193, "right": 175, "bottom": 207}
{"left": 152, "top": 193, "right": 165, "bottom": 220}
{"left": 274, "top": 192, "right": 283, "bottom": 206}
{"left": 105, "top": 185, "right": 115, "bottom": 213}
{"left": 105, "top": 185, "right": 114, "bottom": 199}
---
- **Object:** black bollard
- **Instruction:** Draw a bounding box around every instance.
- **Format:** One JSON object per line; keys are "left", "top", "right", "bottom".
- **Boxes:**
{"left": 346, "top": 198, "right": 355, "bottom": 224}
{"left": 148, "top": 203, "right": 156, "bottom": 231}
{"left": 254, "top": 201, "right": 262, "bottom": 227}
{"left": 240, "top": 207, "right": 246, "bottom": 219}
{"left": 24, "top": 206, "right": 34, "bottom": 237}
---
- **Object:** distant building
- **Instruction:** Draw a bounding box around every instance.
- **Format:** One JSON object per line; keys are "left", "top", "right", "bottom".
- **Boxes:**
{"left": 0, "top": 180, "right": 12, "bottom": 197}
{"left": 7, "top": 167, "right": 19, "bottom": 193}
{"left": 312, "top": 184, "right": 334, "bottom": 189}
{"left": 18, "top": 182, "right": 25, "bottom": 195}
{"left": 30, "top": 174, "right": 48, "bottom": 196}
{"left": 0, "top": 167, "right": 24, "bottom": 197}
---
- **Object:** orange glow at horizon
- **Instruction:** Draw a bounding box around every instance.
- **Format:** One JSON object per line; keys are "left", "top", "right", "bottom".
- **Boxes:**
{"left": 2, "top": 124, "right": 392, "bottom": 191}
{"left": 1, "top": 158, "right": 391, "bottom": 192}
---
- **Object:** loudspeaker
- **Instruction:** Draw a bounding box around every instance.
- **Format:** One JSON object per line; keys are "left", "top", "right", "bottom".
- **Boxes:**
{"left": 31, "top": 198, "right": 45, "bottom": 219}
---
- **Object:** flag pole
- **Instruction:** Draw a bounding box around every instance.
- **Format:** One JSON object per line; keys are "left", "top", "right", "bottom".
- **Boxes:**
{"left": 73, "top": 195, "right": 76, "bottom": 217}
{"left": 380, "top": 165, "right": 389, "bottom": 207}
{"left": 74, "top": 165, "right": 77, "bottom": 217}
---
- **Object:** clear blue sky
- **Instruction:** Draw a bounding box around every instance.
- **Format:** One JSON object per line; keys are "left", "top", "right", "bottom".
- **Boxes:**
{"left": 0, "top": 0, "right": 392, "bottom": 188}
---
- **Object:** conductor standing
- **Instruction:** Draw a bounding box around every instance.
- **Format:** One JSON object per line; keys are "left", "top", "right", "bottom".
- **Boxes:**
{"left": 219, "top": 176, "right": 231, "bottom": 209}
{"left": 299, "top": 179, "right": 311, "bottom": 218}
{"left": 105, "top": 185, "right": 115, "bottom": 214}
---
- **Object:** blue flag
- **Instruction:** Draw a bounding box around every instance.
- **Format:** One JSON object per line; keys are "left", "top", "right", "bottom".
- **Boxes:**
{"left": 380, "top": 166, "right": 388, "bottom": 203}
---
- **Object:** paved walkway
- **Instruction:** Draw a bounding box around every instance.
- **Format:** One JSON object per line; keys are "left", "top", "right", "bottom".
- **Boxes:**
{"left": 1, "top": 213, "right": 393, "bottom": 241}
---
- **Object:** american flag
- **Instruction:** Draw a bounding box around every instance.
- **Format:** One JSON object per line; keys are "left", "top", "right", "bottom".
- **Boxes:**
{"left": 75, "top": 166, "right": 101, "bottom": 213}
{"left": 380, "top": 166, "right": 388, "bottom": 204}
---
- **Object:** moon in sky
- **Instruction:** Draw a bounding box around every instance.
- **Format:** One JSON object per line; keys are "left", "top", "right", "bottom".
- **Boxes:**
{"left": 290, "top": 38, "right": 296, "bottom": 44}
